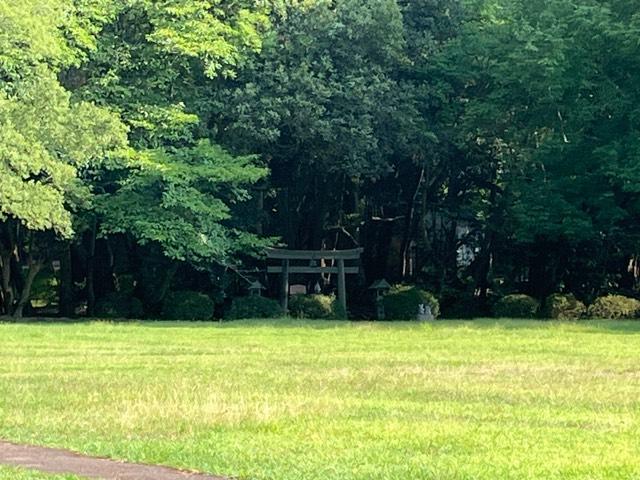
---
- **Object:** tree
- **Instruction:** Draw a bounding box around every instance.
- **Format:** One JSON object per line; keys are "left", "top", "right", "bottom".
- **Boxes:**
{"left": 451, "top": 0, "right": 640, "bottom": 298}
{"left": 0, "top": 0, "right": 127, "bottom": 317}
{"left": 213, "top": 0, "right": 464, "bottom": 290}
{"left": 99, "top": 141, "right": 270, "bottom": 265}
{"left": 61, "top": 0, "right": 272, "bottom": 314}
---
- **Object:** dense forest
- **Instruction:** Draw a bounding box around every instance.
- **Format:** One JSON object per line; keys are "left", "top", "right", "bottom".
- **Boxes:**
{"left": 2, "top": 0, "right": 640, "bottom": 319}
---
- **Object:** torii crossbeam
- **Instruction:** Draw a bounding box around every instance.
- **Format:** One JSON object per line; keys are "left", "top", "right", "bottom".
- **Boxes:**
{"left": 266, "top": 248, "right": 363, "bottom": 313}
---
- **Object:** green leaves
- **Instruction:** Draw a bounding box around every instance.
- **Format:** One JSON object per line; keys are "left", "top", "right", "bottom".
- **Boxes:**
{"left": 99, "top": 141, "right": 269, "bottom": 264}
{"left": 216, "top": 0, "right": 417, "bottom": 179}
{"left": 0, "top": 0, "right": 72, "bottom": 75}
{"left": 0, "top": 69, "right": 127, "bottom": 237}
{"left": 51, "top": 0, "right": 277, "bottom": 270}
{"left": 0, "top": 0, "right": 116, "bottom": 78}
{"left": 452, "top": 0, "right": 640, "bottom": 244}
{"left": 143, "top": 0, "right": 268, "bottom": 78}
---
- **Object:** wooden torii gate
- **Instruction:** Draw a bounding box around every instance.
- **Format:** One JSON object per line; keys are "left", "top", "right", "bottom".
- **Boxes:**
{"left": 266, "top": 248, "right": 363, "bottom": 312}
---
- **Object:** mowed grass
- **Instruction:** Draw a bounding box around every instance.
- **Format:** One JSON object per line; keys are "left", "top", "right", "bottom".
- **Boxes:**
{"left": 1, "top": 320, "right": 639, "bottom": 480}
{"left": 0, "top": 467, "right": 82, "bottom": 480}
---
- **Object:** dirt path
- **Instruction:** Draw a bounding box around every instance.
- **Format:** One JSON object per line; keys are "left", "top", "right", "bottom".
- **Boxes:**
{"left": 0, "top": 441, "right": 228, "bottom": 480}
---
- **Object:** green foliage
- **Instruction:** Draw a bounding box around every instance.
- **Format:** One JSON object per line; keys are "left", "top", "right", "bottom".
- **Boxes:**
{"left": 451, "top": 0, "right": 640, "bottom": 297}
{"left": 226, "top": 295, "right": 283, "bottom": 319}
{"left": 288, "top": 294, "right": 346, "bottom": 320}
{"left": 162, "top": 290, "right": 215, "bottom": 320}
{"left": 493, "top": 294, "right": 540, "bottom": 319}
{"left": 141, "top": 0, "right": 268, "bottom": 78}
{"left": 5, "top": 0, "right": 640, "bottom": 319}
{"left": 115, "top": 274, "right": 136, "bottom": 296}
{"left": 0, "top": 0, "right": 127, "bottom": 317}
{"left": 0, "top": 0, "right": 113, "bottom": 76}
{"left": 543, "top": 294, "right": 587, "bottom": 320}
{"left": 227, "top": 0, "right": 421, "bottom": 174}
{"left": 383, "top": 285, "right": 440, "bottom": 320}
{"left": 98, "top": 141, "right": 270, "bottom": 265}
{"left": 587, "top": 295, "right": 640, "bottom": 320}
{"left": 0, "top": 0, "right": 127, "bottom": 236}
{"left": 29, "top": 269, "right": 59, "bottom": 310}
{"left": 213, "top": 0, "right": 447, "bottom": 253}
{"left": 440, "top": 291, "right": 482, "bottom": 319}
{"left": 72, "top": 2, "right": 274, "bottom": 272}
{"left": 0, "top": 70, "right": 127, "bottom": 237}
{"left": 95, "top": 292, "right": 144, "bottom": 319}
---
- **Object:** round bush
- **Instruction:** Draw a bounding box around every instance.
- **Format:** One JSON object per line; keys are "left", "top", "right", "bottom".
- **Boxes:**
{"left": 440, "top": 291, "right": 482, "bottom": 319}
{"left": 587, "top": 295, "right": 640, "bottom": 319}
{"left": 226, "top": 296, "right": 283, "bottom": 319}
{"left": 288, "top": 294, "right": 345, "bottom": 319}
{"left": 382, "top": 286, "right": 439, "bottom": 320}
{"left": 493, "top": 294, "right": 540, "bottom": 318}
{"left": 95, "top": 292, "right": 144, "bottom": 319}
{"left": 543, "top": 293, "right": 586, "bottom": 320}
{"left": 162, "top": 290, "right": 214, "bottom": 320}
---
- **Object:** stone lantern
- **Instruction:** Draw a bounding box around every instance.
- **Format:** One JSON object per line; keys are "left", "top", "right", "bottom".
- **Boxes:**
{"left": 369, "top": 279, "right": 391, "bottom": 320}
{"left": 248, "top": 280, "right": 266, "bottom": 297}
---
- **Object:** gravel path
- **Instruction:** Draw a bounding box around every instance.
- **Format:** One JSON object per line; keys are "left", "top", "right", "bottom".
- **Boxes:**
{"left": 0, "top": 441, "right": 227, "bottom": 480}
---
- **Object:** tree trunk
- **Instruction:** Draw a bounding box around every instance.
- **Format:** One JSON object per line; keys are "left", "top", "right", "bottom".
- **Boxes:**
{"left": 474, "top": 183, "right": 500, "bottom": 311}
{"left": 86, "top": 218, "right": 97, "bottom": 316}
{"left": 475, "top": 231, "right": 493, "bottom": 303}
{"left": 0, "top": 222, "right": 16, "bottom": 315}
{"left": 0, "top": 251, "right": 13, "bottom": 315}
{"left": 58, "top": 242, "right": 74, "bottom": 317}
{"left": 13, "top": 256, "right": 43, "bottom": 318}
{"left": 157, "top": 263, "right": 178, "bottom": 305}
{"left": 400, "top": 167, "right": 425, "bottom": 279}
{"left": 256, "top": 188, "right": 265, "bottom": 235}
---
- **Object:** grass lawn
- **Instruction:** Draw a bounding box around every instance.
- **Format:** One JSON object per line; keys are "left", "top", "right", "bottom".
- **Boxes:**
{"left": 0, "top": 320, "right": 639, "bottom": 480}
{"left": 0, "top": 467, "right": 82, "bottom": 480}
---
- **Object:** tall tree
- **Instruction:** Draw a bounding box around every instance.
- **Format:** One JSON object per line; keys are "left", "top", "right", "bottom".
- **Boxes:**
{"left": 0, "top": 0, "right": 127, "bottom": 317}
{"left": 64, "top": 0, "right": 272, "bottom": 313}
{"left": 452, "top": 0, "right": 640, "bottom": 298}
{"left": 213, "top": 0, "right": 465, "bottom": 290}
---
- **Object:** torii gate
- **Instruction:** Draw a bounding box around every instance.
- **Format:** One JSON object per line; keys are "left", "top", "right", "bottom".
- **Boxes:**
{"left": 266, "top": 248, "right": 363, "bottom": 312}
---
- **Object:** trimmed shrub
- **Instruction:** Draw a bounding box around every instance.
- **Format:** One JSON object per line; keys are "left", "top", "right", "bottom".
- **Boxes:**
{"left": 288, "top": 294, "right": 346, "bottom": 319}
{"left": 383, "top": 285, "right": 440, "bottom": 320}
{"left": 162, "top": 290, "right": 214, "bottom": 320}
{"left": 440, "top": 291, "right": 482, "bottom": 319}
{"left": 587, "top": 295, "right": 640, "bottom": 319}
{"left": 493, "top": 294, "right": 540, "bottom": 318}
{"left": 227, "top": 296, "right": 283, "bottom": 319}
{"left": 543, "top": 293, "right": 586, "bottom": 320}
{"left": 95, "top": 292, "right": 144, "bottom": 319}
